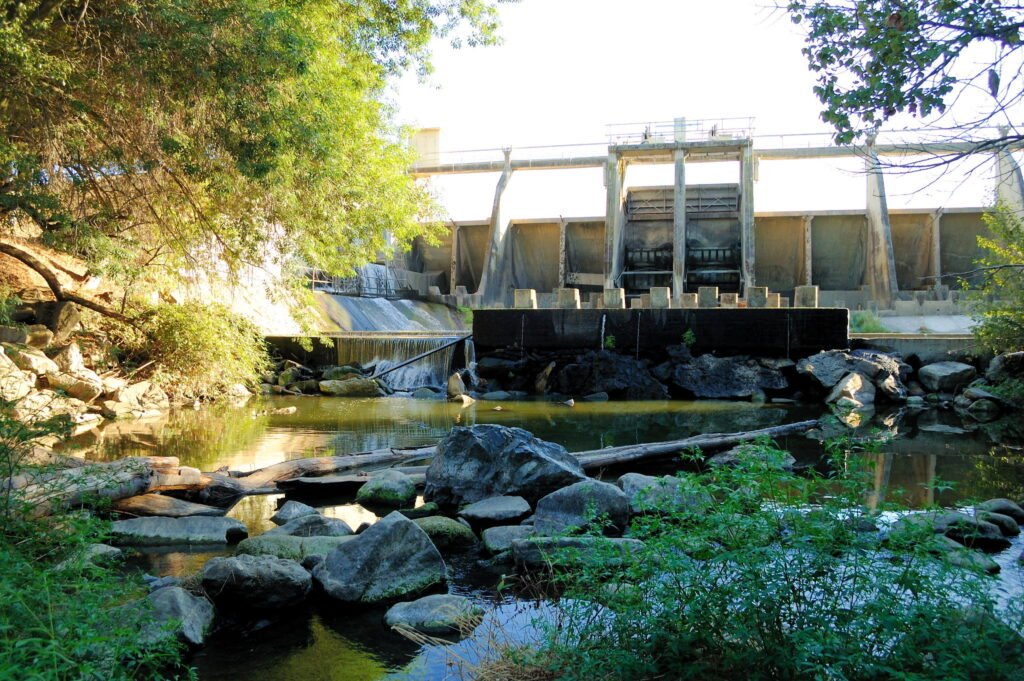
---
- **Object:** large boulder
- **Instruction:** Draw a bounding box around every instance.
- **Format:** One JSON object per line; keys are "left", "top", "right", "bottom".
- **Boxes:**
{"left": 110, "top": 516, "right": 248, "bottom": 546}
{"left": 616, "top": 473, "right": 712, "bottom": 515}
{"left": 322, "top": 365, "right": 362, "bottom": 381}
{"left": 412, "top": 516, "right": 478, "bottom": 551}
{"left": 47, "top": 369, "right": 103, "bottom": 402}
{"left": 555, "top": 350, "right": 668, "bottom": 400}
{"left": 236, "top": 534, "right": 355, "bottom": 561}
{"left": 976, "top": 498, "right": 1024, "bottom": 524}
{"left": 667, "top": 354, "right": 787, "bottom": 399}
{"left": 355, "top": 469, "right": 417, "bottom": 508}
{"left": 313, "top": 511, "right": 446, "bottom": 603}
{"left": 142, "top": 586, "right": 215, "bottom": 646}
{"left": 986, "top": 351, "right": 1024, "bottom": 384}
{"left": 270, "top": 500, "right": 319, "bottom": 525}
{"left": 201, "top": 554, "right": 311, "bottom": 610}
{"left": 318, "top": 377, "right": 384, "bottom": 397}
{"left": 918, "top": 362, "right": 977, "bottom": 393}
{"left": 384, "top": 594, "right": 483, "bottom": 636}
{"left": 424, "top": 425, "right": 585, "bottom": 506}
{"left": 4, "top": 345, "right": 59, "bottom": 375}
{"left": 512, "top": 536, "right": 645, "bottom": 570}
{"left": 13, "top": 389, "right": 87, "bottom": 423}
{"left": 798, "top": 350, "right": 908, "bottom": 400}
{"left": 825, "top": 372, "right": 876, "bottom": 407}
{"left": 458, "top": 495, "right": 532, "bottom": 528}
{"left": 533, "top": 480, "right": 629, "bottom": 536}
{"left": 53, "top": 342, "right": 86, "bottom": 374}
{"left": 263, "top": 514, "right": 353, "bottom": 537}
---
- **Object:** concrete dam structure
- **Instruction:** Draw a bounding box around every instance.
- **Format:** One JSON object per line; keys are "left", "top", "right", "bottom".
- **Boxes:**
{"left": 398, "top": 121, "right": 1024, "bottom": 312}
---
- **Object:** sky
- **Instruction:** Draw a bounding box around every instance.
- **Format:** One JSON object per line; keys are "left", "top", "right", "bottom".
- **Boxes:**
{"left": 392, "top": 0, "right": 1004, "bottom": 221}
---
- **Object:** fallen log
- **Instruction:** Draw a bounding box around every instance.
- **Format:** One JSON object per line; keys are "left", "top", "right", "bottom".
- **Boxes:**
{"left": 113, "top": 493, "right": 224, "bottom": 518}
{"left": 574, "top": 419, "right": 819, "bottom": 471}
{"left": 278, "top": 467, "right": 428, "bottom": 494}
{"left": 232, "top": 446, "right": 436, "bottom": 489}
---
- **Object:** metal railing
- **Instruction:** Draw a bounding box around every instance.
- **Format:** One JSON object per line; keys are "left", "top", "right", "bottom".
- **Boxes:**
{"left": 307, "top": 267, "right": 415, "bottom": 300}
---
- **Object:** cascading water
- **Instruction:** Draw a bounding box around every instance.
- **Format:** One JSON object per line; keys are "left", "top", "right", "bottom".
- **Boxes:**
{"left": 463, "top": 338, "right": 480, "bottom": 388}
{"left": 600, "top": 313, "right": 607, "bottom": 350}
{"left": 335, "top": 336, "right": 457, "bottom": 391}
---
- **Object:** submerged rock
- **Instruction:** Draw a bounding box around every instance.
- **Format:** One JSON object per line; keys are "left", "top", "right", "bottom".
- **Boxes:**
{"left": 201, "top": 554, "right": 312, "bottom": 610}
{"left": 533, "top": 480, "right": 629, "bottom": 536}
{"left": 355, "top": 469, "right": 417, "bottom": 508}
{"left": 143, "top": 586, "right": 215, "bottom": 646}
{"left": 110, "top": 516, "right": 248, "bottom": 546}
{"left": 424, "top": 425, "right": 585, "bottom": 506}
{"left": 384, "top": 594, "right": 483, "bottom": 636}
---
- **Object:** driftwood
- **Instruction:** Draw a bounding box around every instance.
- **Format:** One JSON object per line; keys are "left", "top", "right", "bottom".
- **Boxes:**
{"left": 232, "top": 446, "right": 436, "bottom": 490}
{"left": 277, "top": 466, "right": 429, "bottom": 493}
{"left": 113, "top": 493, "right": 224, "bottom": 518}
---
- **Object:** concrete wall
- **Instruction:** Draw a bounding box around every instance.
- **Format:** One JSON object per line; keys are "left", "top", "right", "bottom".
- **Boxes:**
{"left": 812, "top": 215, "right": 867, "bottom": 290}
{"left": 939, "top": 212, "right": 987, "bottom": 287}
{"left": 890, "top": 213, "right": 934, "bottom": 291}
{"left": 565, "top": 220, "right": 605, "bottom": 288}
{"left": 509, "top": 221, "right": 562, "bottom": 293}
{"left": 410, "top": 231, "right": 453, "bottom": 292}
{"left": 754, "top": 216, "right": 806, "bottom": 295}
{"left": 454, "top": 222, "right": 489, "bottom": 292}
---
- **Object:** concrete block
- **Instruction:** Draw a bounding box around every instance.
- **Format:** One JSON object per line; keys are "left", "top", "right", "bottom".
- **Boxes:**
{"left": 678, "top": 293, "right": 698, "bottom": 309}
{"left": 766, "top": 293, "right": 781, "bottom": 308}
{"left": 794, "top": 285, "right": 819, "bottom": 308}
{"left": 513, "top": 289, "right": 538, "bottom": 309}
{"left": 555, "top": 288, "right": 581, "bottom": 309}
{"left": 698, "top": 287, "right": 719, "bottom": 308}
{"left": 649, "top": 287, "right": 671, "bottom": 309}
{"left": 629, "top": 298, "right": 644, "bottom": 309}
{"left": 639, "top": 294, "right": 651, "bottom": 309}
{"left": 720, "top": 293, "right": 739, "bottom": 308}
{"left": 747, "top": 286, "right": 769, "bottom": 308}
{"left": 427, "top": 286, "right": 442, "bottom": 297}
{"left": 454, "top": 286, "right": 469, "bottom": 297}
{"left": 602, "top": 288, "right": 626, "bottom": 309}
{"left": 780, "top": 297, "right": 790, "bottom": 308}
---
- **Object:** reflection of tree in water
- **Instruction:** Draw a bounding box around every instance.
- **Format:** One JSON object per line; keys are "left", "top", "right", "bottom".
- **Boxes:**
{"left": 956, "top": 445, "right": 1024, "bottom": 503}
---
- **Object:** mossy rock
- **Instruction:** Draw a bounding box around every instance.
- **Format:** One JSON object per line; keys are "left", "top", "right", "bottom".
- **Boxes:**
{"left": 355, "top": 470, "right": 417, "bottom": 508}
{"left": 413, "top": 516, "right": 478, "bottom": 551}
{"left": 236, "top": 534, "right": 355, "bottom": 561}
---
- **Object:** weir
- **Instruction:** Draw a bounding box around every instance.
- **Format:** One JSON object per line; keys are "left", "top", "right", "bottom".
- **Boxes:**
{"left": 335, "top": 334, "right": 459, "bottom": 390}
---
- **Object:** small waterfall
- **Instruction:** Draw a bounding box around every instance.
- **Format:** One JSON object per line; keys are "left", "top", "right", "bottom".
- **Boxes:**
{"left": 463, "top": 338, "right": 480, "bottom": 388}
{"left": 335, "top": 336, "right": 457, "bottom": 391}
{"left": 600, "top": 313, "right": 607, "bottom": 350}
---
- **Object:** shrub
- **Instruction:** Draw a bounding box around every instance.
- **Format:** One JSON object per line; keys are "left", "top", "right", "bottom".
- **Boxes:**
{"left": 0, "top": 284, "right": 21, "bottom": 326}
{"left": 850, "top": 309, "right": 890, "bottom": 333}
{"left": 973, "top": 204, "right": 1024, "bottom": 353}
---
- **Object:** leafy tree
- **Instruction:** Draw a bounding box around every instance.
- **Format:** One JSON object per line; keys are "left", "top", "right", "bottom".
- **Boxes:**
{"left": 787, "top": 1, "right": 1023, "bottom": 147}
{"left": 972, "top": 203, "right": 1024, "bottom": 352}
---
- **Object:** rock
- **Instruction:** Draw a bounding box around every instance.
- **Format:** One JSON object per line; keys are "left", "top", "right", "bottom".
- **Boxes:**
{"left": 47, "top": 369, "right": 103, "bottom": 401}
{"left": 322, "top": 365, "right": 362, "bottom": 381}
{"left": 534, "top": 361, "right": 557, "bottom": 395}
{"left": 581, "top": 391, "right": 609, "bottom": 402}
{"left": 977, "top": 511, "right": 1020, "bottom": 537}
{"left": 13, "top": 389, "right": 86, "bottom": 423}
{"left": 48, "top": 301, "right": 81, "bottom": 343}
{"left": 413, "top": 516, "right": 478, "bottom": 551}
{"left": 4, "top": 345, "right": 59, "bottom": 375}
{"left": 706, "top": 443, "right": 796, "bottom": 470}
{"left": 201, "top": 554, "right": 311, "bottom": 610}
{"left": 891, "top": 512, "right": 1012, "bottom": 553}
{"left": 100, "top": 399, "right": 160, "bottom": 420}
{"left": 926, "top": 536, "right": 1000, "bottom": 574}
{"left": 451, "top": 393, "right": 475, "bottom": 407}
{"left": 424, "top": 425, "right": 586, "bottom": 506}
{"left": 289, "top": 379, "right": 320, "bottom": 395}
{"left": 0, "top": 359, "right": 35, "bottom": 401}
{"left": 56, "top": 543, "right": 123, "bottom": 571}
{"left": 512, "top": 536, "right": 645, "bottom": 570}
{"left": 458, "top": 496, "right": 532, "bottom": 528}
{"left": 874, "top": 373, "right": 907, "bottom": 401}
{"left": 481, "top": 525, "right": 534, "bottom": 554}
{"left": 476, "top": 356, "right": 527, "bottom": 378}
{"left": 668, "top": 354, "right": 787, "bottom": 399}
{"left": 0, "top": 325, "right": 27, "bottom": 344}
{"left": 142, "top": 586, "right": 215, "bottom": 646}
{"left": 555, "top": 350, "right": 668, "bottom": 400}
{"left": 533, "top": 480, "right": 629, "bottom": 536}
{"left": 480, "top": 390, "right": 513, "bottom": 401}
{"left": 277, "top": 366, "right": 305, "bottom": 386}
{"left": 112, "top": 381, "right": 170, "bottom": 411}
{"left": 113, "top": 494, "right": 223, "bottom": 518}
{"left": 976, "top": 498, "right": 1024, "bottom": 524}
{"left": 269, "top": 406, "right": 297, "bottom": 415}
{"left": 447, "top": 372, "right": 467, "bottom": 398}
{"left": 318, "top": 378, "right": 384, "bottom": 397}
{"left": 236, "top": 534, "right": 355, "bottom": 560}
{"left": 825, "top": 372, "right": 876, "bottom": 406}
{"left": 355, "top": 469, "right": 417, "bottom": 508}
{"left": 24, "top": 324, "right": 53, "bottom": 348}
{"left": 384, "top": 594, "right": 483, "bottom": 635}
{"left": 264, "top": 514, "right": 353, "bottom": 537}
{"left": 313, "top": 511, "right": 446, "bottom": 604}
{"left": 398, "top": 502, "right": 442, "bottom": 519}
{"left": 797, "top": 350, "right": 876, "bottom": 388}
{"left": 110, "top": 516, "right": 248, "bottom": 546}
{"left": 53, "top": 342, "right": 85, "bottom": 374}
{"left": 906, "top": 395, "right": 926, "bottom": 407}
{"left": 966, "top": 398, "right": 1001, "bottom": 421}
{"left": 616, "top": 473, "right": 712, "bottom": 515}
{"left": 412, "top": 387, "right": 440, "bottom": 399}
{"left": 271, "top": 500, "right": 319, "bottom": 525}
{"left": 986, "top": 351, "right": 1024, "bottom": 383}
{"left": 918, "top": 361, "right": 977, "bottom": 393}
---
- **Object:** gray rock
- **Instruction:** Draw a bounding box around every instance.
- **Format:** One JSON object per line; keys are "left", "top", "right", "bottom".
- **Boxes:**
{"left": 512, "top": 536, "right": 645, "bottom": 569}
{"left": 384, "top": 594, "right": 483, "bottom": 635}
{"left": 319, "top": 377, "right": 384, "bottom": 397}
{"left": 355, "top": 469, "right": 417, "bottom": 508}
{"left": 458, "top": 496, "right": 532, "bottom": 527}
{"left": 47, "top": 369, "right": 103, "bottom": 402}
{"left": 555, "top": 350, "right": 668, "bottom": 400}
{"left": 891, "top": 511, "right": 1011, "bottom": 553}
{"left": 706, "top": 443, "right": 796, "bottom": 470}
{"left": 412, "top": 387, "right": 440, "bottom": 399}
{"left": 236, "top": 534, "right": 355, "bottom": 560}
{"left": 447, "top": 372, "right": 466, "bottom": 398}
{"left": 616, "top": 473, "right": 712, "bottom": 515}
{"left": 926, "top": 536, "right": 1000, "bottom": 575}
{"left": 110, "top": 516, "right": 248, "bottom": 546}
{"left": 313, "top": 511, "right": 446, "bottom": 603}
{"left": 977, "top": 511, "right": 1020, "bottom": 537}
{"left": 201, "top": 554, "right": 311, "bottom": 609}
{"left": 985, "top": 351, "right": 1024, "bottom": 383}
{"left": 56, "top": 543, "right": 123, "bottom": 571}
{"left": 533, "top": 480, "right": 629, "bottom": 536}
{"left": 581, "top": 392, "right": 609, "bottom": 402}
{"left": 322, "top": 365, "right": 362, "bottom": 381}
{"left": 480, "top": 390, "right": 512, "bottom": 401}
{"left": 412, "top": 516, "right": 478, "bottom": 551}
{"left": 4, "top": 345, "right": 59, "bottom": 375}
{"left": 424, "top": 425, "right": 586, "bottom": 506}
{"left": 143, "top": 586, "right": 215, "bottom": 646}
{"left": 976, "top": 498, "right": 1024, "bottom": 523}
{"left": 918, "top": 361, "right": 977, "bottom": 393}
{"left": 264, "top": 514, "right": 353, "bottom": 537}
{"left": 270, "top": 500, "right": 318, "bottom": 525}
{"left": 669, "top": 354, "right": 787, "bottom": 399}
{"left": 966, "top": 398, "right": 1001, "bottom": 422}
{"left": 481, "top": 525, "right": 534, "bottom": 554}
{"left": 825, "top": 372, "right": 876, "bottom": 406}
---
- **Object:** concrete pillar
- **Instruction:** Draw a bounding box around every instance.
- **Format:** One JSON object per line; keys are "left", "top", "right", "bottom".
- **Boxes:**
{"left": 996, "top": 130, "right": 1024, "bottom": 214}
{"left": 449, "top": 221, "right": 459, "bottom": 294}
{"left": 747, "top": 286, "right": 768, "bottom": 308}
{"left": 604, "top": 153, "right": 628, "bottom": 289}
{"left": 649, "top": 286, "right": 671, "bottom": 309}
{"left": 602, "top": 288, "right": 626, "bottom": 309}
{"left": 865, "top": 141, "right": 899, "bottom": 307}
{"left": 630, "top": 298, "right": 645, "bottom": 309}
{"left": 698, "top": 286, "right": 719, "bottom": 308}
{"left": 672, "top": 149, "right": 687, "bottom": 294}
{"left": 802, "top": 215, "right": 814, "bottom": 286}
{"left": 794, "top": 285, "right": 819, "bottom": 308}
{"left": 477, "top": 148, "right": 515, "bottom": 305}
{"left": 454, "top": 285, "right": 470, "bottom": 308}
{"left": 555, "top": 287, "right": 581, "bottom": 309}
{"left": 720, "top": 292, "right": 739, "bottom": 308}
{"left": 513, "top": 289, "right": 537, "bottom": 309}
{"left": 766, "top": 293, "right": 781, "bottom": 308}
{"left": 678, "top": 293, "right": 698, "bottom": 308}
{"left": 931, "top": 209, "right": 943, "bottom": 284}
{"left": 739, "top": 142, "right": 756, "bottom": 292}
{"left": 557, "top": 218, "right": 568, "bottom": 288}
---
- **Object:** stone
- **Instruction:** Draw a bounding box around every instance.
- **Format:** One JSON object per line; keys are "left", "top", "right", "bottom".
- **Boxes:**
{"left": 313, "top": 511, "right": 446, "bottom": 604}
{"left": 675, "top": 293, "right": 697, "bottom": 309}
{"left": 413, "top": 516, "right": 478, "bottom": 551}
{"left": 555, "top": 350, "right": 668, "bottom": 400}
{"left": 616, "top": 473, "right": 712, "bottom": 515}
{"left": 264, "top": 513, "right": 353, "bottom": 537}
{"left": 918, "top": 361, "right": 977, "bottom": 393}
{"left": 747, "top": 286, "right": 768, "bottom": 308}
{"left": 825, "top": 372, "right": 876, "bottom": 407}
{"left": 668, "top": 353, "right": 787, "bottom": 399}
{"left": 113, "top": 381, "right": 170, "bottom": 410}
{"left": 794, "top": 285, "right": 819, "bottom": 308}
{"left": 985, "top": 351, "right": 1024, "bottom": 384}
{"left": 110, "top": 516, "right": 248, "bottom": 546}
{"left": 318, "top": 377, "right": 384, "bottom": 397}
{"left": 0, "top": 325, "right": 28, "bottom": 344}
{"left": 458, "top": 496, "right": 532, "bottom": 527}
{"left": 46, "top": 369, "right": 103, "bottom": 401}
{"left": 13, "top": 389, "right": 86, "bottom": 423}
{"left": 412, "top": 387, "right": 440, "bottom": 399}
{"left": 49, "top": 301, "right": 81, "bottom": 343}
{"left": 56, "top": 543, "right": 123, "bottom": 571}
{"left": 707, "top": 443, "right": 796, "bottom": 470}
{"left": 481, "top": 525, "right": 534, "bottom": 554}
{"left": 277, "top": 366, "right": 304, "bottom": 386}
{"left": 976, "top": 498, "right": 1024, "bottom": 524}
{"left": 891, "top": 512, "right": 1012, "bottom": 553}
{"left": 53, "top": 342, "right": 85, "bottom": 374}
{"left": 533, "top": 480, "right": 629, "bottom": 536}
{"left": 582, "top": 391, "right": 609, "bottom": 402}
{"left": 0, "top": 360, "right": 35, "bottom": 402}
{"left": 4, "top": 345, "right": 59, "bottom": 375}
{"left": 602, "top": 288, "right": 626, "bottom": 309}
{"left": 512, "top": 536, "right": 645, "bottom": 570}
{"left": 322, "top": 365, "right": 362, "bottom": 381}
{"left": 384, "top": 594, "right": 483, "bottom": 636}
{"left": 555, "top": 288, "right": 581, "bottom": 309}
{"left": 201, "top": 554, "right": 311, "bottom": 610}
{"left": 480, "top": 390, "right": 512, "bottom": 401}
{"left": 398, "top": 502, "right": 441, "bottom": 519}
{"left": 355, "top": 469, "right": 417, "bottom": 508}
{"left": 648, "top": 286, "right": 671, "bottom": 309}
{"left": 698, "top": 287, "right": 719, "bottom": 308}
{"left": 977, "top": 511, "right": 1020, "bottom": 537}
{"left": 447, "top": 372, "right": 466, "bottom": 398}
{"left": 289, "top": 379, "right": 320, "bottom": 394}
{"left": 967, "top": 398, "right": 1001, "bottom": 422}
{"left": 875, "top": 373, "right": 908, "bottom": 401}
{"left": 925, "top": 536, "right": 1000, "bottom": 575}
{"left": 424, "top": 425, "right": 586, "bottom": 506}
{"left": 271, "top": 500, "right": 319, "bottom": 525}
{"left": 513, "top": 289, "right": 538, "bottom": 309}
{"left": 142, "top": 586, "right": 215, "bottom": 646}
{"left": 236, "top": 534, "right": 355, "bottom": 560}
{"left": 906, "top": 395, "right": 926, "bottom": 407}
{"left": 24, "top": 324, "right": 53, "bottom": 348}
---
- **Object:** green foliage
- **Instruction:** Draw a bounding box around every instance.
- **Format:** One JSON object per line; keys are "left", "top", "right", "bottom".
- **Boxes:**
{"left": 681, "top": 329, "right": 696, "bottom": 347}
{"left": 526, "top": 438, "right": 1024, "bottom": 681}
{"left": 787, "top": 1, "right": 1024, "bottom": 144}
{"left": 457, "top": 305, "right": 474, "bottom": 325}
{"left": 603, "top": 334, "right": 616, "bottom": 351}
{"left": 0, "top": 284, "right": 21, "bottom": 326}
{"left": 850, "top": 309, "right": 890, "bottom": 333}
{"left": 972, "top": 204, "right": 1024, "bottom": 353}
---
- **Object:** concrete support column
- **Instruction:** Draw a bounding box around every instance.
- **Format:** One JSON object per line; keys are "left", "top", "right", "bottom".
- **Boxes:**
{"left": 672, "top": 149, "right": 687, "bottom": 294}
{"left": 739, "top": 143, "right": 756, "bottom": 293}
{"left": 557, "top": 218, "right": 568, "bottom": 288}
{"left": 802, "top": 215, "right": 814, "bottom": 286}
{"left": 449, "top": 221, "right": 460, "bottom": 294}
{"left": 555, "top": 288, "right": 581, "bottom": 309}
{"left": 513, "top": 289, "right": 537, "bottom": 309}
{"left": 996, "top": 137, "right": 1024, "bottom": 213}
{"left": 930, "top": 209, "right": 943, "bottom": 283}
{"left": 604, "top": 153, "right": 628, "bottom": 289}
{"left": 865, "top": 141, "right": 899, "bottom": 307}
{"left": 477, "top": 148, "right": 514, "bottom": 306}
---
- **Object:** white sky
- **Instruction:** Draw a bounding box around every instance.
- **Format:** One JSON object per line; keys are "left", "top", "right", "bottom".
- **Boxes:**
{"left": 392, "top": 0, "right": 1007, "bottom": 221}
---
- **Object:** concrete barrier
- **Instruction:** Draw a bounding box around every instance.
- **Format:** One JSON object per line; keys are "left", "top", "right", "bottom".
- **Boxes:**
{"left": 766, "top": 293, "right": 781, "bottom": 308}
{"left": 795, "top": 285, "right": 819, "bottom": 308}
{"left": 720, "top": 293, "right": 739, "bottom": 308}
{"left": 678, "top": 293, "right": 698, "bottom": 309}
{"left": 555, "top": 288, "right": 581, "bottom": 309}
{"left": 649, "top": 287, "right": 671, "bottom": 309}
{"left": 698, "top": 287, "right": 719, "bottom": 308}
{"left": 514, "top": 289, "right": 538, "bottom": 309}
{"left": 747, "top": 287, "right": 768, "bottom": 308}
{"left": 603, "top": 288, "right": 626, "bottom": 309}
